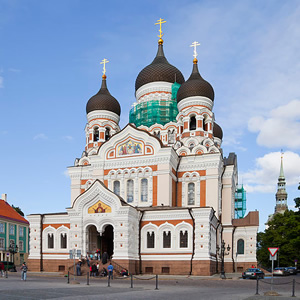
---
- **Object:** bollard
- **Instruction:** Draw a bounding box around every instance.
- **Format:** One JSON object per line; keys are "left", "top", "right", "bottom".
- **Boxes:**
{"left": 255, "top": 277, "right": 259, "bottom": 295}
{"left": 67, "top": 271, "right": 70, "bottom": 284}
{"left": 130, "top": 274, "right": 133, "bottom": 288}
{"left": 108, "top": 275, "right": 111, "bottom": 287}
{"left": 292, "top": 279, "right": 295, "bottom": 297}
{"left": 87, "top": 271, "right": 89, "bottom": 285}
{"left": 155, "top": 274, "right": 159, "bottom": 290}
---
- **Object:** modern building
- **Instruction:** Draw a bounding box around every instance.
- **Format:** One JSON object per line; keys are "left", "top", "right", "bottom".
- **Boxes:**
{"left": 0, "top": 194, "right": 29, "bottom": 265}
{"left": 235, "top": 185, "right": 247, "bottom": 219}
{"left": 27, "top": 23, "right": 259, "bottom": 275}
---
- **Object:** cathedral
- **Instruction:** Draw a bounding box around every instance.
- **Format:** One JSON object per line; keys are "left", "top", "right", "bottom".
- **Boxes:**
{"left": 28, "top": 20, "right": 259, "bottom": 276}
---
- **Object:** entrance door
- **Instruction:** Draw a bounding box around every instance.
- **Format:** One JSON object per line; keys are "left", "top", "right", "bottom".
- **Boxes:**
{"left": 87, "top": 225, "right": 100, "bottom": 255}
{"left": 100, "top": 225, "right": 114, "bottom": 258}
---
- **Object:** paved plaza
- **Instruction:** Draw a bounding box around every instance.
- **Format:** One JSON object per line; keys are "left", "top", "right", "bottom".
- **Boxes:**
{"left": 0, "top": 272, "right": 299, "bottom": 300}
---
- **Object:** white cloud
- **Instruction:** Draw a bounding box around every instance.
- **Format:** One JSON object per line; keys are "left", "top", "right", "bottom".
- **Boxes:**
{"left": 248, "top": 100, "right": 300, "bottom": 149}
{"left": 33, "top": 133, "right": 48, "bottom": 140}
{"left": 62, "top": 135, "right": 73, "bottom": 141}
{"left": 241, "top": 151, "right": 300, "bottom": 193}
{"left": 8, "top": 68, "right": 21, "bottom": 73}
{"left": 0, "top": 76, "right": 3, "bottom": 88}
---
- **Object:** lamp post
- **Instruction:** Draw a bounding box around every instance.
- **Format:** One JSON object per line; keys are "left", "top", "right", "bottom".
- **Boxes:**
{"left": 217, "top": 240, "right": 231, "bottom": 279}
{"left": 9, "top": 241, "right": 18, "bottom": 269}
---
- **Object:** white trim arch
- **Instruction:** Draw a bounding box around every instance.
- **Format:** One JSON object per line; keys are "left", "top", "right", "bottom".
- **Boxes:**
{"left": 141, "top": 223, "right": 159, "bottom": 252}
{"left": 181, "top": 172, "right": 201, "bottom": 207}
{"left": 43, "top": 225, "right": 56, "bottom": 251}
{"left": 175, "top": 222, "right": 193, "bottom": 251}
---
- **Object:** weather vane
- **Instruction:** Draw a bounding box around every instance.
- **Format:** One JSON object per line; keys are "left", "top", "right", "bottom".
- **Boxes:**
{"left": 100, "top": 58, "right": 109, "bottom": 77}
{"left": 190, "top": 41, "right": 200, "bottom": 61}
{"left": 155, "top": 18, "right": 166, "bottom": 43}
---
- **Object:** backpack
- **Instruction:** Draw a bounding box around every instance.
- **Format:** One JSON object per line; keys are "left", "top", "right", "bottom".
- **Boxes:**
{"left": 22, "top": 265, "right": 28, "bottom": 272}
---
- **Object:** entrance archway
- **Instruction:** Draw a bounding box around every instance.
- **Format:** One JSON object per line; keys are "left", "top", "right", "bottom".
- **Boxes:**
{"left": 87, "top": 225, "right": 100, "bottom": 255}
{"left": 100, "top": 225, "right": 114, "bottom": 258}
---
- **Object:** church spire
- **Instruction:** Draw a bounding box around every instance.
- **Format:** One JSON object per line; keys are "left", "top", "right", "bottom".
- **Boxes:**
{"left": 275, "top": 151, "right": 288, "bottom": 213}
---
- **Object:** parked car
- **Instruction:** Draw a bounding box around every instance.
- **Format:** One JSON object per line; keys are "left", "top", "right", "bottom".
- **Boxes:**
{"left": 242, "top": 268, "right": 265, "bottom": 279}
{"left": 0, "top": 261, "right": 16, "bottom": 272}
{"left": 286, "top": 267, "right": 297, "bottom": 275}
{"left": 273, "top": 267, "right": 290, "bottom": 276}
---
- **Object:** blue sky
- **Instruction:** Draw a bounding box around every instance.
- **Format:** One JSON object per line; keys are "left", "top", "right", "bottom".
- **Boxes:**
{"left": 0, "top": 0, "right": 299, "bottom": 231}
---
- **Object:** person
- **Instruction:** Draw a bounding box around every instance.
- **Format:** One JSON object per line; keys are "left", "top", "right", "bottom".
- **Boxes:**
{"left": 86, "top": 256, "right": 90, "bottom": 267}
{"left": 100, "top": 267, "right": 107, "bottom": 277}
{"left": 20, "top": 262, "right": 28, "bottom": 281}
{"left": 102, "top": 251, "right": 108, "bottom": 264}
{"left": 120, "top": 269, "right": 128, "bottom": 277}
{"left": 96, "top": 262, "right": 100, "bottom": 276}
{"left": 0, "top": 262, "right": 4, "bottom": 277}
{"left": 76, "top": 261, "right": 81, "bottom": 276}
{"left": 91, "top": 264, "right": 97, "bottom": 277}
{"left": 107, "top": 262, "right": 113, "bottom": 280}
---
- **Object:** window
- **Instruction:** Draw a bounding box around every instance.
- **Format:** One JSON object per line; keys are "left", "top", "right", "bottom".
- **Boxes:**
{"left": 189, "top": 116, "right": 196, "bottom": 130}
{"left": 93, "top": 127, "right": 99, "bottom": 142}
{"left": 180, "top": 230, "right": 188, "bottom": 248}
{"left": 61, "top": 233, "right": 67, "bottom": 249}
{"left": 0, "top": 238, "right": 4, "bottom": 249}
{"left": 113, "top": 181, "right": 120, "bottom": 196}
{"left": 0, "top": 223, "right": 4, "bottom": 233}
{"left": 105, "top": 127, "right": 110, "bottom": 141}
{"left": 19, "top": 240, "right": 24, "bottom": 251}
{"left": 9, "top": 224, "right": 15, "bottom": 235}
{"left": 168, "top": 129, "right": 175, "bottom": 144}
{"left": 48, "top": 233, "right": 54, "bottom": 249}
{"left": 163, "top": 231, "right": 171, "bottom": 248}
{"left": 127, "top": 179, "right": 134, "bottom": 203}
{"left": 188, "top": 183, "right": 195, "bottom": 205}
{"left": 141, "top": 178, "right": 148, "bottom": 202}
{"left": 147, "top": 232, "right": 155, "bottom": 248}
{"left": 237, "top": 239, "right": 244, "bottom": 254}
{"left": 19, "top": 226, "right": 24, "bottom": 237}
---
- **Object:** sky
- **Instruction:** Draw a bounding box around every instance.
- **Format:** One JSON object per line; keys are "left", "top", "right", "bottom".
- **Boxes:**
{"left": 0, "top": 0, "right": 299, "bottom": 232}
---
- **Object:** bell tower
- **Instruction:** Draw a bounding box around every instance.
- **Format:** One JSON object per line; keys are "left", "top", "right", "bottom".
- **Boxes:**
{"left": 275, "top": 152, "right": 288, "bottom": 213}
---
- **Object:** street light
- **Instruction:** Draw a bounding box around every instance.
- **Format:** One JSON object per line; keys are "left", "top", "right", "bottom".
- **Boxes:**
{"left": 9, "top": 241, "right": 18, "bottom": 268}
{"left": 217, "top": 240, "right": 231, "bottom": 279}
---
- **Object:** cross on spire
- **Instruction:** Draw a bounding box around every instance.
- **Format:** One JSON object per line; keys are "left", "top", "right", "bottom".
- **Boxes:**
{"left": 100, "top": 58, "right": 109, "bottom": 76}
{"left": 155, "top": 18, "right": 166, "bottom": 42}
{"left": 190, "top": 41, "right": 200, "bottom": 60}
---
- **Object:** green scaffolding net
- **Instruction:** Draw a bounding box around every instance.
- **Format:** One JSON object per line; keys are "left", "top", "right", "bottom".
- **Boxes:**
{"left": 234, "top": 185, "right": 247, "bottom": 219}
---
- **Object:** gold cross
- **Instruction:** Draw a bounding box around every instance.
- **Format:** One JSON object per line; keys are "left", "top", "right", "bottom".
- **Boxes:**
{"left": 100, "top": 58, "right": 109, "bottom": 75}
{"left": 155, "top": 18, "right": 166, "bottom": 38}
{"left": 190, "top": 41, "right": 200, "bottom": 59}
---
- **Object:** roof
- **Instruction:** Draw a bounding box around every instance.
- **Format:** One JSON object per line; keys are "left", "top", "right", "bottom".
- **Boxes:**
{"left": 0, "top": 200, "right": 29, "bottom": 224}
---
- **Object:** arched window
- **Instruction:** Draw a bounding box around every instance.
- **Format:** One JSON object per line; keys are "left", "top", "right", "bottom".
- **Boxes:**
{"left": 180, "top": 230, "right": 188, "bottom": 248}
{"left": 113, "top": 181, "right": 120, "bottom": 196}
{"left": 48, "top": 233, "right": 54, "bottom": 249}
{"left": 147, "top": 232, "right": 155, "bottom": 248}
{"left": 93, "top": 127, "right": 99, "bottom": 142}
{"left": 154, "top": 130, "right": 160, "bottom": 138}
{"left": 188, "top": 183, "right": 195, "bottom": 205}
{"left": 61, "top": 233, "right": 67, "bottom": 249}
{"left": 105, "top": 127, "right": 110, "bottom": 141}
{"left": 163, "top": 231, "right": 171, "bottom": 248}
{"left": 237, "top": 239, "right": 244, "bottom": 254}
{"left": 141, "top": 178, "right": 148, "bottom": 202}
{"left": 190, "top": 116, "right": 196, "bottom": 131}
{"left": 127, "top": 179, "right": 134, "bottom": 203}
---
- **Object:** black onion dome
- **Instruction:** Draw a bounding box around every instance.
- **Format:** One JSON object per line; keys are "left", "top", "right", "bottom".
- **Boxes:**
{"left": 177, "top": 61, "right": 214, "bottom": 103}
{"left": 213, "top": 122, "right": 223, "bottom": 140}
{"left": 135, "top": 43, "right": 185, "bottom": 92}
{"left": 86, "top": 76, "right": 121, "bottom": 116}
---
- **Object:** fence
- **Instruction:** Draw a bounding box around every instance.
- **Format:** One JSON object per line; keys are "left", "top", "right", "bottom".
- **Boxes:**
{"left": 254, "top": 277, "right": 300, "bottom": 297}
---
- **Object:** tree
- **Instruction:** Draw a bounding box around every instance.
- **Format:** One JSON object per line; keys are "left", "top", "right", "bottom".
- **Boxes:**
{"left": 257, "top": 200, "right": 300, "bottom": 268}
{"left": 294, "top": 181, "right": 300, "bottom": 212}
{"left": 12, "top": 205, "right": 24, "bottom": 216}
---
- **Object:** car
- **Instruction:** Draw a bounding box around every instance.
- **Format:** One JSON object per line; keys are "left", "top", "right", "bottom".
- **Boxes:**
{"left": 273, "top": 267, "right": 290, "bottom": 276}
{"left": 286, "top": 267, "right": 297, "bottom": 275}
{"left": 242, "top": 268, "right": 265, "bottom": 279}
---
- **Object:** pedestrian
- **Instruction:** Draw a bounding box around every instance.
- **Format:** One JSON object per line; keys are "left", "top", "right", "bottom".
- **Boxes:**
{"left": 102, "top": 251, "right": 108, "bottom": 264}
{"left": 86, "top": 256, "right": 90, "bottom": 267}
{"left": 96, "top": 262, "right": 100, "bottom": 276}
{"left": 76, "top": 261, "right": 81, "bottom": 276}
{"left": 20, "top": 262, "right": 28, "bottom": 281}
{"left": 92, "top": 264, "right": 97, "bottom": 277}
{"left": 107, "top": 262, "right": 113, "bottom": 280}
{"left": 0, "top": 262, "right": 4, "bottom": 277}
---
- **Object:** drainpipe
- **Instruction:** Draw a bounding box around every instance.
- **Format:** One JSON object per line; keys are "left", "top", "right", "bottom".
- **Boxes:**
{"left": 40, "top": 214, "right": 45, "bottom": 272}
{"left": 188, "top": 208, "right": 195, "bottom": 275}
{"left": 138, "top": 210, "right": 144, "bottom": 274}
{"left": 232, "top": 226, "right": 236, "bottom": 272}
{"left": 175, "top": 156, "right": 182, "bottom": 207}
{"left": 215, "top": 220, "right": 221, "bottom": 273}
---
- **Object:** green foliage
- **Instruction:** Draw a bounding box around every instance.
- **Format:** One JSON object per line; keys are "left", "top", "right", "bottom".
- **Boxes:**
{"left": 12, "top": 205, "right": 24, "bottom": 216}
{"left": 257, "top": 209, "right": 300, "bottom": 268}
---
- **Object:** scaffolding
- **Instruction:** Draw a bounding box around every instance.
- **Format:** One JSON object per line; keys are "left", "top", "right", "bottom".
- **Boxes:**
{"left": 234, "top": 185, "right": 246, "bottom": 219}
{"left": 129, "top": 99, "right": 179, "bottom": 128}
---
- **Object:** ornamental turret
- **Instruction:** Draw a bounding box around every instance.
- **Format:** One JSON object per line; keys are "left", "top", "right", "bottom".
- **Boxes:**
{"left": 85, "top": 59, "right": 121, "bottom": 152}
{"left": 275, "top": 152, "right": 288, "bottom": 213}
